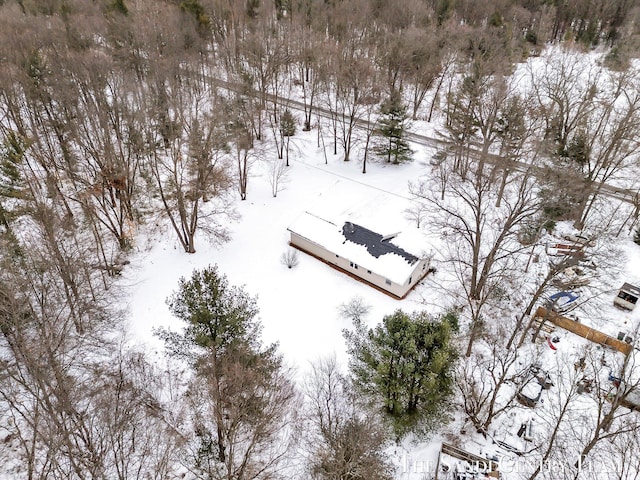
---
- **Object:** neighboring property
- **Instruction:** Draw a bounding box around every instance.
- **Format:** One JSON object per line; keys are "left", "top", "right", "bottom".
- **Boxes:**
{"left": 287, "top": 211, "right": 430, "bottom": 299}
{"left": 532, "top": 306, "right": 633, "bottom": 355}
{"left": 612, "top": 348, "right": 640, "bottom": 412}
{"left": 614, "top": 283, "right": 640, "bottom": 311}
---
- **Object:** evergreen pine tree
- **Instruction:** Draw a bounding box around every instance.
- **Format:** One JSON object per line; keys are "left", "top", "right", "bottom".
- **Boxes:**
{"left": 343, "top": 309, "right": 459, "bottom": 438}
{"left": 156, "top": 265, "right": 267, "bottom": 360}
{"left": 279, "top": 109, "right": 296, "bottom": 137}
{"left": 180, "top": 0, "right": 210, "bottom": 29}
{"left": 156, "top": 266, "right": 296, "bottom": 477}
{"left": 279, "top": 109, "right": 296, "bottom": 166}
{"left": 0, "top": 131, "right": 28, "bottom": 241}
{"left": 107, "top": 0, "right": 128, "bottom": 15}
{"left": 274, "top": 0, "right": 291, "bottom": 20}
{"left": 374, "top": 92, "right": 413, "bottom": 164}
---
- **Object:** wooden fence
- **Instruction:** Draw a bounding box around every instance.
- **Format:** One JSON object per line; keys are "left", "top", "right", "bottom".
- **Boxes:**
{"left": 435, "top": 443, "right": 500, "bottom": 479}
{"left": 533, "top": 306, "right": 632, "bottom": 355}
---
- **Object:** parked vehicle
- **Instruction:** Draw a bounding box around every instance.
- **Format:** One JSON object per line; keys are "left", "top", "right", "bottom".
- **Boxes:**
{"left": 613, "top": 283, "right": 640, "bottom": 311}
{"left": 547, "top": 291, "right": 580, "bottom": 313}
{"left": 517, "top": 380, "right": 544, "bottom": 408}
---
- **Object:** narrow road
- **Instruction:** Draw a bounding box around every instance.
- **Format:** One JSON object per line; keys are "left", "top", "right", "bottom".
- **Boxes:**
{"left": 210, "top": 76, "right": 640, "bottom": 207}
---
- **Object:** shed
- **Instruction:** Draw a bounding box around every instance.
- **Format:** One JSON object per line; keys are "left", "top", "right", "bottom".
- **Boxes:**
{"left": 287, "top": 212, "right": 430, "bottom": 299}
{"left": 613, "top": 283, "right": 640, "bottom": 311}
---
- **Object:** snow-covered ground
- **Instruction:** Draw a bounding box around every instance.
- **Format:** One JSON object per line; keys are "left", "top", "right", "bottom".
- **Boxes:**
{"left": 119, "top": 106, "right": 640, "bottom": 479}
{"left": 117, "top": 127, "right": 460, "bottom": 477}
{"left": 121, "top": 132, "right": 439, "bottom": 373}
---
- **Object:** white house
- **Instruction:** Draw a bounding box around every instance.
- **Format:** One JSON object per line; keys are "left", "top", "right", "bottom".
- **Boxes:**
{"left": 287, "top": 211, "right": 430, "bottom": 299}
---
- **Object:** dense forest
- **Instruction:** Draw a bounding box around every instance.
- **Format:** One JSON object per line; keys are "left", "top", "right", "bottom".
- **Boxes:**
{"left": 2, "top": 0, "right": 640, "bottom": 478}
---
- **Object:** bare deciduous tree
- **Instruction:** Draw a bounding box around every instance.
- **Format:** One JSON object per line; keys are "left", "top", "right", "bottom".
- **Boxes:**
{"left": 267, "top": 155, "right": 289, "bottom": 198}
{"left": 0, "top": 222, "right": 181, "bottom": 480}
{"left": 412, "top": 160, "right": 540, "bottom": 356}
{"left": 566, "top": 345, "right": 640, "bottom": 480}
{"left": 302, "top": 356, "right": 394, "bottom": 480}
{"left": 149, "top": 74, "right": 234, "bottom": 253}
{"left": 183, "top": 345, "right": 300, "bottom": 480}
{"left": 522, "top": 351, "right": 583, "bottom": 480}
{"left": 455, "top": 334, "right": 539, "bottom": 434}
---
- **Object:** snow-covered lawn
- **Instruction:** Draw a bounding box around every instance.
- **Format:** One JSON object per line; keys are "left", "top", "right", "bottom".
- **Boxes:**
{"left": 122, "top": 132, "right": 437, "bottom": 373}
{"left": 120, "top": 119, "right": 640, "bottom": 479}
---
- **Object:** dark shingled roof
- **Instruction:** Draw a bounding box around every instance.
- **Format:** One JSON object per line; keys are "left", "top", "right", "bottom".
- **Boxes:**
{"left": 341, "top": 222, "right": 418, "bottom": 265}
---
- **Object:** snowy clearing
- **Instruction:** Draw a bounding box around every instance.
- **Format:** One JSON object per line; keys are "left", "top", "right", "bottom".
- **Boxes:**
{"left": 119, "top": 116, "right": 640, "bottom": 479}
